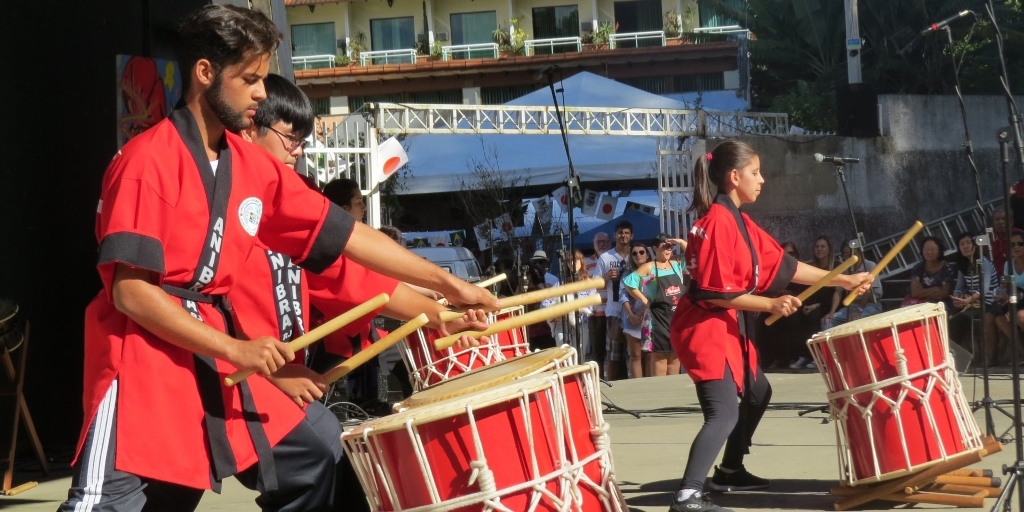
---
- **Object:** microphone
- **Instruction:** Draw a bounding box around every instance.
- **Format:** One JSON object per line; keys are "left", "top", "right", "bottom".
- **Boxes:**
{"left": 814, "top": 153, "right": 860, "bottom": 164}
{"left": 920, "top": 10, "right": 974, "bottom": 36}
{"left": 535, "top": 64, "right": 559, "bottom": 80}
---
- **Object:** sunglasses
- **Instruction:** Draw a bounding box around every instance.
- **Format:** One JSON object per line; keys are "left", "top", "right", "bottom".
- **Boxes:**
{"left": 632, "top": 250, "right": 647, "bottom": 256}
{"left": 1013, "top": 241, "right": 1024, "bottom": 247}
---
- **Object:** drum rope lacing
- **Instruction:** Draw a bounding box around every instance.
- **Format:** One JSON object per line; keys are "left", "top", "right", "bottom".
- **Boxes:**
{"left": 399, "top": 326, "right": 531, "bottom": 391}
{"left": 811, "top": 309, "right": 984, "bottom": 485}
{"left": 343, "top": 365, "right": 625, "bottom": 512}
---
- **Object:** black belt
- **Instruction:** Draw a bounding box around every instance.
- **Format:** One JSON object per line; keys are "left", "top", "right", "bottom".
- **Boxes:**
{"left": 162, "top": 285, "right": 278, "bottom": 492}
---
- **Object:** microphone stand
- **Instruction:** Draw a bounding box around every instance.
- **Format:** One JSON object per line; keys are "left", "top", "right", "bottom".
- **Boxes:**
{"left": 984, "top": 3, "right": 1024, "bottom": 510}
{"left": 970, "top": 242, "right": 1016, "bottom": 440}
{"left": 542, "top": 68, "right": 583, "bottom": 352}
{"left": 992, "top": 126, "right": 1024, "bottom": 512}
{"left": 940, "top": 24, "right": 985, "bottom": 212}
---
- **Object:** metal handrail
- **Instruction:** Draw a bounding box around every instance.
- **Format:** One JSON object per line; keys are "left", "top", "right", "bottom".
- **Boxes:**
{"left": 292, "top": 54, "right": 336, "bottom": 70}
{"left": 609, "top": 31, "right": 666, "bottom": 49}
{"left": 442, "top": 42, "right": 499, "bottom": 61}
{"left": 524, "top": 36, "right": 582, "bottom": 55}
{"left": 360, "top": 49, "right": 418, "bottom": 66}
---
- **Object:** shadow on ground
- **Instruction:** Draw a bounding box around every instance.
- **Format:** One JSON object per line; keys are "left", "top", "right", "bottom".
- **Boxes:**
{"left": 623, "top": 478, "right": 841, "bottom": 511}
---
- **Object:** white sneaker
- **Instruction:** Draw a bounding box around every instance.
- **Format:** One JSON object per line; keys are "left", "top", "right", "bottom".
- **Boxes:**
{"left": 789, "top": 357, "right": 810, "bottom": 369}
{"left": 805, "top": 360, "right": 817, "bottom": 370}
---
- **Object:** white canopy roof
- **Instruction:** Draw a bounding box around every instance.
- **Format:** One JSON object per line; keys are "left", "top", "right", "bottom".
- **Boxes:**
{"left": 399, "top": 72, "right": 688, "bottom": 196}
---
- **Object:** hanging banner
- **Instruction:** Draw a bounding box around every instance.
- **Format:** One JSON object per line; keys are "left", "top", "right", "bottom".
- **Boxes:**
{"left": 412, "top": 237, "right": 429, "bottom": 248}
{"left": 624, "top": 201, "right": 656, "bottom": 215}
{"left": 533, "top": 196, "right": 553, "bottom": 226}
{"left": 448, "top": 230, "right": 466, "bottom": 247}
{"left": 581, "top": 189, "right": 600, "bottom": 216}
{"left": 474, "top": 222, "right": 492, "bottom": 250}
{"left": 596, "top": 194, "right": 618, "bottom": 220}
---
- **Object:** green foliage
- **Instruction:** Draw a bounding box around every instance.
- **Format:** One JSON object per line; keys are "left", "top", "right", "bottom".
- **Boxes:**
{"left": 348, "top": 32, "right": 367, "bottom": 61}
{"left": 335, "top": 54, "right": 350, "bottom": 66}
{"left": 431, "top": 40, "right": 443, "bottom": 59}
{"left": 593, "top": 21, "right": 615, "bottom": 46}
{"left": 664, "top": 11, "right": 682, "bottom": 38}
{"left": 493, "top": 18, "right": 529, "bottom": 55}
{"left": 768, "top": 79, "right": 836, "bottom": 133}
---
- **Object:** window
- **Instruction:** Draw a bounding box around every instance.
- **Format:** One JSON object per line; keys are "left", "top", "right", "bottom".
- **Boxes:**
{"left": 618, "top": 76, "right": 670, "bottom": 94}
{"left": 482, "top": 85, "right": 541, "bottom": 104}
{"left": 675, "top": 73, "right": 725, "bottom": 92}
{"left": 370, "top": 17, "right": 415, "bottom": 51}
{"left": 291, "top": 22, "right": 336, "bottom": 56}
{"left": 451, "top": 11, "right": 497, "bottom": 45}
{"left": 701, "top": 0, "right": 744, "bottom": 28}
{"left": 410, "top": 90, "right": 463, "bottom": 104}
{"left": 310, "top": 97, "right": 331, "bottom": 117}
{"left": 613, "top": 0, "right": 662, "bottom": 48}
{"left": 532, "top": 5, "right": 579, "bottom": 40}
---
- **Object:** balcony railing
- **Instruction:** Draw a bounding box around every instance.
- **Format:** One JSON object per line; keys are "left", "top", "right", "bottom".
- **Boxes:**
{"left": 525, "top": 36, "right": 582, "bottom": 55}
{"left": 292, "top": 54, "right": 336, "bottom": 70}
{"left": 442, "top": 42, "right": 499, "bottom": 61}
{"left": 360, "top": 48, "right": 418, "bottom": 66}
{"left": 609, "top": 31, "right": 666, "bottom": 49}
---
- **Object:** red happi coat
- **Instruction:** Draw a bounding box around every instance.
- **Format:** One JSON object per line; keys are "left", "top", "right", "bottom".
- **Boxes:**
{"left": 308, "top": 259, "right": 399, "bottom": 358}
{"left": 670, "top": 195, "right": 797, "bottom": 392}
{"left": 230, "top": 246, "right": 399, "bottom": 360}
{"left": 77, "top": 109, "right": 353, "bottom": 490}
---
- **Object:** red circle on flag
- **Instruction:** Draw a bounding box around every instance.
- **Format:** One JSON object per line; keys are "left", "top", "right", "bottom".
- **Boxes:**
{"left": 559, "top": 195, "right": 569, "bottom": 205}
{"left": 501, "top": 221, "right": 513, "bottom": 233}
{"left": 383, "top": 156, "right": 402, "bottom": 176}
{"left": 601, "top": 203, "right": 613, "bottom": 214}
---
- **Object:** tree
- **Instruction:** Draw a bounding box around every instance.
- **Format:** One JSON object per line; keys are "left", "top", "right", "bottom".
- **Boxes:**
{"left": 453, "top": 138, "right": 532, "bottom": 270}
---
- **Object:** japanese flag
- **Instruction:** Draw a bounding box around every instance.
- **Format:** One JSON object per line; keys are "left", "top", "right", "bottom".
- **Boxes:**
{"left": 495, "top": 213, "right": 514, "bottom": 235}
{"left": 552, "top": 187, "right": 570, "bottom": 208}
{"left": 596, "top": 194, "right": 618, "bottom": 220}
{"left": 374, "top": 137, "right": 408, "bottom": 184}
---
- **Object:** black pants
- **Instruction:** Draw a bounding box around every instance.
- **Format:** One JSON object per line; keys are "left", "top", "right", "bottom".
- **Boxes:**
{"left": 60, "top": 381, "right": 337, "bottom": 512}
{"left": 587, "top": 315, "right": 607, "bottom": 378}
{"left": 680, "top": 364, "right": 773, "bottom": 491}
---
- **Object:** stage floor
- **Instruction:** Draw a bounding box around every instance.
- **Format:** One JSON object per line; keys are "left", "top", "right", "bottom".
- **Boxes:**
{"left": 5, "top": 368, "right": 1023, "bottom": 511}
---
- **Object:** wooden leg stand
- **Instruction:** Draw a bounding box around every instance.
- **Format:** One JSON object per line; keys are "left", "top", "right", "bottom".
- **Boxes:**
{"left": 1, "top": 321, "right": 48, "bottom": 496}
{"left": 831, "top": 436, "right": 1004, "bottom": 510}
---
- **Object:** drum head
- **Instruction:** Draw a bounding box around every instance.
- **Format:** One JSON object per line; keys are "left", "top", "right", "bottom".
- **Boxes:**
{"left": 812, "top": 302, "right": 945, "bottom": 342}
{"left": 348, "top": 363, "right": 595, "bottom": 437}
{"left": 399, "top": 346, "right": 574, "bottom": 408}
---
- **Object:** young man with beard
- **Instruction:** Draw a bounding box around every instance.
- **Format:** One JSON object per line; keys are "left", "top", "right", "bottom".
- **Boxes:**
{"left": 61, "top": 6, "right": 497, "bottom": 511}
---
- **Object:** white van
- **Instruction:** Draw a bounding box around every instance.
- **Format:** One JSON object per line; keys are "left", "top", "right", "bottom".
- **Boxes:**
{"left": 410, "top": 247, "right": 482, "bottom": 284}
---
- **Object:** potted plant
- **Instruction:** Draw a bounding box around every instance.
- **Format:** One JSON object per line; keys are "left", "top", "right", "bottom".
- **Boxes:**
{"left": 592, "top": 21, "right": 614, "bottom": 49}
{"left": 493, "top": 18, "right": 529, "bottom": 56}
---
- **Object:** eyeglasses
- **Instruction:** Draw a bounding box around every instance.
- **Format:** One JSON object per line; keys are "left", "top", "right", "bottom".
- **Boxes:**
{"left": 266, "top": 125, "right": 309, "bottom": 152}
{"left": 1012, "top": 241, "right": 1024, "bottom": 247}
{"left": 632, "top": 250, "right": 647, "bottom": 256}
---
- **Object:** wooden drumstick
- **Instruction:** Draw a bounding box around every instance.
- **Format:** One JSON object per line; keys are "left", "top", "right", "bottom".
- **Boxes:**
{"left": 433, "top": 294, "right": 602, "bottom": 351}
{"left": 322, "top": 314, "right": 429, "bottom": 384}
{"left": 765, "top": 256, "right": 860, "bottom": 326}
{"left": 476, "top": 273, "right": 507, "bottom": 288}
{"left": 842, "top": 220, "right": 924, "bottom": 307}
{"left": 433, "top": 274, "right": 508, "bottom": 304}
{"left": 435, "top": 278, "right": 605, "bottom": 322}
{"left": 224, "top": 293, "right": 390, "bottom": 386}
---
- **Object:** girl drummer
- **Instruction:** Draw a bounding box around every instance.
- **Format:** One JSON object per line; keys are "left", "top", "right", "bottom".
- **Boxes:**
{"left": 667, "top": 140, "right": 873, "bottom": 512}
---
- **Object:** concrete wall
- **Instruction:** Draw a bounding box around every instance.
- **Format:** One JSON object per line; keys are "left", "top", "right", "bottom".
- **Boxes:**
{"left": 738, "top": 94, "right": 1023, "bottom": 258}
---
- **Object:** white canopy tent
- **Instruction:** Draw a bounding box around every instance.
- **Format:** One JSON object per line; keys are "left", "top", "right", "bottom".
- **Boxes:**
{"left": 399, "top": 72, "right": 692, "bottom": 196}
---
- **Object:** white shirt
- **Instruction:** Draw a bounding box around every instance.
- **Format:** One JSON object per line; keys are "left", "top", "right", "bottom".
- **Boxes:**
{"left": 596, "top": 248, "right": 628, "bottom": 317}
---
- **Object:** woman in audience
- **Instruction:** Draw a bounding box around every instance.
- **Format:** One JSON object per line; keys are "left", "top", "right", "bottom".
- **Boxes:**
{"left": 995, "top": 230, "right": 1024, "bottom": 364}
{"left": 791, "top": 236, "right": 834, "bottom": 369}
{"left": 625, "top": 234, "right": 686, "bottom": 377}
{"left": 948, "top": 232, "right": 999, "bottom": 361}
{"left": 908, "top": 236, "right": 957, "bottom": 310}
{"left": 620, "top": 241, "right": 652, "bottom": 378}
{"left": 758, "top": 242, "right": 804, "bottom": 369}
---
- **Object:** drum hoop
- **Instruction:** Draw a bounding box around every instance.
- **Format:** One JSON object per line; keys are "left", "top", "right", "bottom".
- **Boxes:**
{"left": 0, "top": 300, "right": 18, "bottom": 326}
{"left": 400, "top": 346, "right": 576, "bottom": 407}
{"left": 409, "top": 341, "right": 508, "bottom": 389}
{"left": 346, "top": 362, "right": 596, "bottom": 436}
{"left": 811, "top": 302, "right": 946, "bottom": 342}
